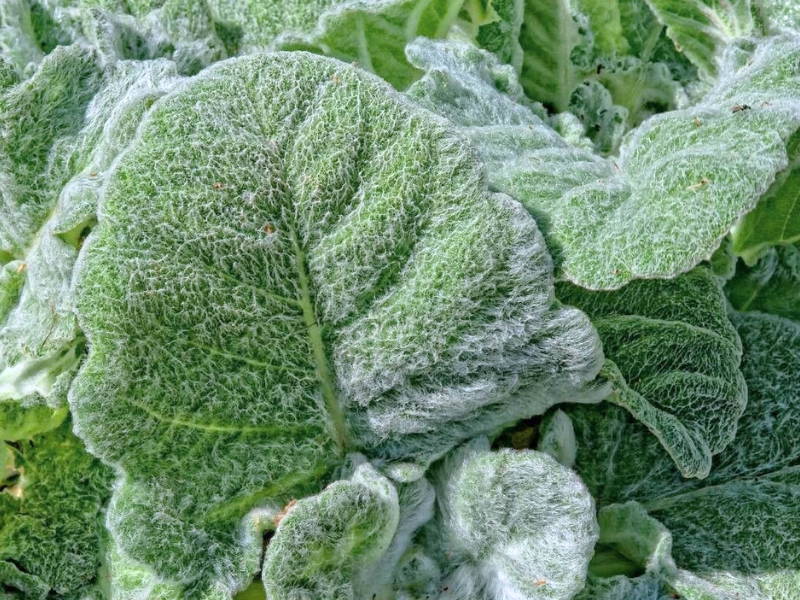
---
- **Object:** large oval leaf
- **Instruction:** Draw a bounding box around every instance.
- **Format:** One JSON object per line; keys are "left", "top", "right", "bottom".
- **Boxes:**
{"left": 70, "top": 51, "right": 604, "bottom": 587}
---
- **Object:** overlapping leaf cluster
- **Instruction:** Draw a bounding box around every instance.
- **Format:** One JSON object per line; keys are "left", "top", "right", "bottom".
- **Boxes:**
{"left": 1, "top": 0, "right": 799, "bottom": 599}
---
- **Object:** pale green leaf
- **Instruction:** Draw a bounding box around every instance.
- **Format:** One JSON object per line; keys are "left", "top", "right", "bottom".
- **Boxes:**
{"left": 518, "top": 0, "right": 589, "bottom": 112}
{"left": 273, "top": 0, "right": 465, "bottom": 89}
{"left": 575, "top": 0, "right": 629, "bottom": 55}
{"left": 70, "top": 51, "right": 604, "bottom": 587}
{"left": 756, "top": 0, "right": 800, "bottom": 32}
{"left": 356, "top": 477, "right": 436, "bottom": 600}
{"left": 732, "top": 130, "right": 800, "bottom": 263}
{"left": 426, "top": 438, "right": 599, "bottom": 600}
{"left": 568, "top": 80, "right": 628, "bottom": 155}
{"left": 0, "top": 403, "right": 67, "bottom": 440}
{"left": 263, "top": 461, "right": 399, "bottom": 599}
{"left": 409, "top": 34, "right": 800, "bottom": 289}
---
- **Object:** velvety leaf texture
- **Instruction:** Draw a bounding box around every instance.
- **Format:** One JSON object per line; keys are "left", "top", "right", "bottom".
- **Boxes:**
{"left": 0, "top": 52, "right": 179, "bottom": 409}
{"left": 557, "top": 266, "right": 747, "bottom": 478}
{"left": 70, "top": 51, "right": 604, "bottom": 588}
{"left": 0, "top": 416, "right": 113, "bottom": 598}
{"left": 262, "top": 460, "right": 400, "bottom": 599}
{"left": 426, "top": 438, "right": 599, "bottom": 600}
{"left": 408, "top": 34, "right": 800, "bottom": 289}
{"left": 560, "top": 311, "right": 800, "bottom": 598}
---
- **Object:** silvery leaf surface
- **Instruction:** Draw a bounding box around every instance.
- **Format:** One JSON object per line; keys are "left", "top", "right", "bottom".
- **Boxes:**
{"left": 424, "top": 438, "right": 599, "bottom": 600}
{"left": 70, "top": 51, "right": 604, "bottom": 588}
{"left": 408, "top": 34, "right": 800, "bottom": 290}
{"left": 0, "top": 49, "right": 180, "bottom": 410}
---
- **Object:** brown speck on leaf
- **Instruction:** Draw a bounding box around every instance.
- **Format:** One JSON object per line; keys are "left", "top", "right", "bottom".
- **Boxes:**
{"left": 687, "top": 178, "right": 709, "bottom": 190}
{"left": 213, "top": 182, "right": 224, "bottom": 190}
{"left": 732, "top": 104, "right": 751, "bottom": 113}
{"left": 331, "top": 74, "right": 340, "bottom": 85}
{"left": 89, "top": 172, "right": 98, "bottom": 178}
{"left": 694, "top": 116, "right": 702, "bottom": 127}
{"left": 535, "top": 579, "right": 547, "bottom": 587}
{"left": 15, "top": 262, "right": 26, "bottom": 274}
{"left": 263, "top": 224, "right": 275, "bottom": 235}
{"left": 272, "top": 499, "right": 297, "bottom": 527}
{"left": 761, "top": 101, "right": 772, "bottom": 107}
{"left": 612, "top": 268, "right": 620, "bottom": 276}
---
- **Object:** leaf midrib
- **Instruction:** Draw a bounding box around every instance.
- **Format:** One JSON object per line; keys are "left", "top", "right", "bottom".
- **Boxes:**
{"left": 290, "top": 227, "right": 348, "bottom": 455}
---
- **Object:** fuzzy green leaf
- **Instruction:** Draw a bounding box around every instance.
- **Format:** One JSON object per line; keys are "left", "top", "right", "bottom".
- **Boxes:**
{"left": 562, "top": 311, "right": 800, "bottom": 599}
{"left": 262, "top": 461, "right": 400, "bottom": 599}
{"left": 557, "top": 266, "right": 747, "bottom": 478}
{"left": 644, "top": 0, "right": 757, "bottom": 79}
{"left": 273, "top": 0, "right": 464, "bottom": 89}
{"left": 409, "top": 34, "right": 800, "bottom": 289}
{"left": 518, "top": 0, "right": 588, "bottom": 112}
{"left": 725, "top": 242, "right": 800, "bottom": 322}
{"left": 0, "top": 53, "right": 179, "bottom": 409}
{"left": 70, "top": 51, "right": 604, "bottom": 587}
{"left": 732, "top": 130, "right": 800, "bottom": 263}
{"left": 426, "top": 438, "right": 599, "bottom": 600}
{"left": 0, "top": 417, "right": 112, "bottom": 597}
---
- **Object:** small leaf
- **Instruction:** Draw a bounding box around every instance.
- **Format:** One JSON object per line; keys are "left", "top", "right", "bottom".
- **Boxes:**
{"left": 644, "top": 0, "right": 757, "bottom": 79}
{"left": 262, "top": 461, "right": 400, "bottom": 600}
{"left": 427, "top": 438, "right": 599, "bottom": 600}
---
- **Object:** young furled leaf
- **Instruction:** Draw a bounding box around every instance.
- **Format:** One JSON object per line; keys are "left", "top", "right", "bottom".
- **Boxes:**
{"left": 425, "top": 438, "right": 599, "bottom": 600}
{"left": 262, "top": 461, "right": 400, "bottom": 599}
{"left": 70, "top": 51, "right": 604, "bottom": 589}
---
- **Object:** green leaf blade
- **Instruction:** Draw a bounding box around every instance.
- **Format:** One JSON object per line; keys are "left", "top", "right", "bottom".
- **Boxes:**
{"left": 71, "top": 51, "right": 604, "bottom": 587}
